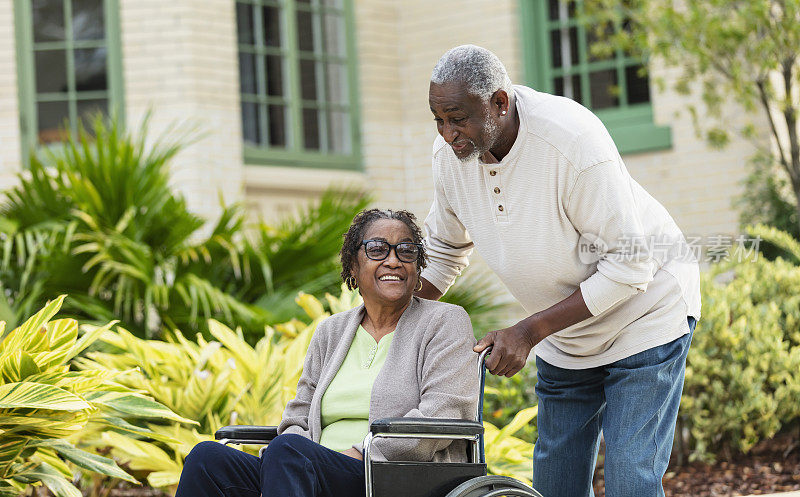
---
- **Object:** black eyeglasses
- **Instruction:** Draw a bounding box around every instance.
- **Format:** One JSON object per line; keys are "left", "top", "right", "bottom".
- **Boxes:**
{"left": 361, "top": 239, "right": 422, "bottom": 263}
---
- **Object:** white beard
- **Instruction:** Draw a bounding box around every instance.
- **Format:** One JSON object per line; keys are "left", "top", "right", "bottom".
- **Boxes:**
{"left": 457, "top": 117, "right": 501, "bottom": 164}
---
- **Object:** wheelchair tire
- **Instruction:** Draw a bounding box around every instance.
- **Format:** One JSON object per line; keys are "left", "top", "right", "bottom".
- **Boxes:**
{"left": 443, "top": 475, "right": 544, "bottom": 497}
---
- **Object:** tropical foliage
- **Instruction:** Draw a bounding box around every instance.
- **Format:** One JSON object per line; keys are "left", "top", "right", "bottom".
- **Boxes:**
{"left": 483, "top": 365, "right": 538, "bottom": 444}
{"left": 0, "top": 115, "right": 370, "bottom": 341}
{"left": 70, "top": 287, "right": 532, "bottom": 489}
{"left": 483, "top": 406, "right": 538, "bottom": 485}
{"left": 677, "top": 225, "right": 800, "bottom": 462}
{"left": 73, "top": 290, "right": 337, "bottom": 489}
{"left": 0, "top": 296, "right": 190, "bottom": 497}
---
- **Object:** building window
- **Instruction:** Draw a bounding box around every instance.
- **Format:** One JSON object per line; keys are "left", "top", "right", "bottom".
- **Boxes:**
{"left": 14, "top": 0, "right": 124, "bottom": 158}
{"left": 520, "top": 0, "right": 671, "bottom": 155}
{"left": 236, "top": 0, "right": 361, "bottom": 170}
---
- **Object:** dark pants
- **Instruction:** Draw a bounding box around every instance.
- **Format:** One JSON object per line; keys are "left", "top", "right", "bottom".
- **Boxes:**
{"left": 175, "top": 434, "right": 365, "bottom": 497}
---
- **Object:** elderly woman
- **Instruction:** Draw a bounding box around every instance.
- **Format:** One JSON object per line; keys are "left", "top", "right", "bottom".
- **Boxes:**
{"left": 175, "top": 209, "right": 479, "bottom": 497}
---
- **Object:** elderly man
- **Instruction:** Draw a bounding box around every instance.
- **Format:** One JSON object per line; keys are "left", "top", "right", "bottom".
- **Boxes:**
{"left": 415, "top": 45, "right": 701, "bottom": 497}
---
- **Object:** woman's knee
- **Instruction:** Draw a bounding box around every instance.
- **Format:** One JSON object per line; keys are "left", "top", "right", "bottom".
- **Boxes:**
{"left": 264, "top": 434, "right": 310, "bottom": 455}
{"left": 184, "top": 440, "right": 227, "bottom": 472}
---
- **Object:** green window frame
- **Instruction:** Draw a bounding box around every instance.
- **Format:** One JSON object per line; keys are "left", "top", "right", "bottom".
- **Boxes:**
{"left": 520, "top": 0, "right": 671, "bottom": 155}
{"left": 236, "top": 0, "right": 362, "bottom": 170}
{"left": 14, "top": 0, "right": 125, "bottom": 165}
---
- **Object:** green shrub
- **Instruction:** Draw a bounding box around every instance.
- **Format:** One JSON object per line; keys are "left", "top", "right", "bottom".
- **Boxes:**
{"left": 483, "top": 406, "right": 537, "bottom": 486}
{"left": 74, "top": 290, "right": 336, "bottom": 489}
{"left": 0, "top": 115, "right": 369, "bottom": 341}
{"left": 0, "top": 296, "right": 188, "bottom": 497}
{"left": 679, "top": 226, "right": 800, "bottom": 462}
{"left": 76, "top": 286, "right": 533, "bottom": 489}
{"left": 735, "top": 154, "right": 800, "bottom": 246}
{"left": 483, "top": 365, "right": 538, "bottom": 444}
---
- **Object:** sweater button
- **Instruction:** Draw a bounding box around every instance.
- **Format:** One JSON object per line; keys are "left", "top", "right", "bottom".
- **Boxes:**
{"left": 489, "top": 170, "right": 497, "bottom": 176}
{"left": 493, "top": 187, "right": 500, "bottom": 194}
{"left": 498, "top": 205, "right": 504, "bottom": 212}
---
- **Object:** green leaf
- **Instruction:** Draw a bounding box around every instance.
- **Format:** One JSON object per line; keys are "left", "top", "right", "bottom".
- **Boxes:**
{"left": 31, "top": 439, "right": 137, "bottom": 483}
{"left": 0, "top": 295, "right": 66, "bottom": 360}
{"left": 85, "top": 391, "right": 197, "bottom": 424}
{"left": 69, "top": 321, "right": 118, "bottom": 362}
{"left": 91, "top": 416, "right": 179, "bottom": 443}
{"left": 0, "top": 481, "right": 24, "bottom": 497}
{"left": 146, "top": 470, "right": 181, "bottom": 488}
{"left": 31, "top": 447, "right": 72, "bottom": 479}
{"left": 493, "top": 406, "right": 538, "bottom": 444}
{"left": 0, "top": 382, "right": 90, "bottom": 410}
{"left": 0, "top": 351, "right": 41, "bottom": 383}
{"left": 13, "top": 461, "right": 82, "bottom": 497}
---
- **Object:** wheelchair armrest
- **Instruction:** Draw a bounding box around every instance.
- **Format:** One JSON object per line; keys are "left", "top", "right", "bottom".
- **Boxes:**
{"left": 370, "top": 418, "right": 483, "bottom": 436}
{"left": 214, "top": 425, "right": 278, "bottom": 442}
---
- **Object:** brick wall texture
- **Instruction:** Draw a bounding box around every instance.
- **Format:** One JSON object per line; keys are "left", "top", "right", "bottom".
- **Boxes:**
{"left": 0, "top": 0, "right": 22, "bottom": 190}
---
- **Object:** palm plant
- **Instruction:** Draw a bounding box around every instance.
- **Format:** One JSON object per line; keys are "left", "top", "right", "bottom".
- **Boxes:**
{"left": 441, "top": 268, "right": 515, "bottom": 336}
{"left": 0, "top": 115, "right": 369, "bottom": 341}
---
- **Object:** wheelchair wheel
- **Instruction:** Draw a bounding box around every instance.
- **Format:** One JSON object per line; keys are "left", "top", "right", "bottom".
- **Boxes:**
{"left": 444, "top": 475, "right": 544, "bottom": 497}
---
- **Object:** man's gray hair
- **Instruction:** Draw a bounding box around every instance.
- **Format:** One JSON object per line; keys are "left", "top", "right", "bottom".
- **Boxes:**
{"left": 431, "top": 45, "right": 514, "bottom": 101}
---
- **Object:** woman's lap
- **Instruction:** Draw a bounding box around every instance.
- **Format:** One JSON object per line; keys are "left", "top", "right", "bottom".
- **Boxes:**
{"left": 175, "top": 435, "right": 364, "bottom": 497}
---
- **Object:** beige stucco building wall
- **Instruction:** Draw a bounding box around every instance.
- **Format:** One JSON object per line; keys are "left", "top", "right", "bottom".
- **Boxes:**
{"left": 0, "top": 0, "right": 22, "bottom": 191}
{"left": 349, "top": 0, "right": 757, "bottom": 241}
{"left": 121, "top": 0, "right": 244, "bottom": 224}
{"left": 0, "top": 0, "right": 759, "bottom": 244}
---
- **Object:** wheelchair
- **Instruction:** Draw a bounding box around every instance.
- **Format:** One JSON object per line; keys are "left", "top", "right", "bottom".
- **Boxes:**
{"left": 215, "top": 348, "right": 544, "bottom": 497}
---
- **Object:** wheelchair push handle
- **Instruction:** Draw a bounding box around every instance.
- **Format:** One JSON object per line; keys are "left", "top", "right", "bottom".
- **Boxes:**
{"left": 477, "top": 346, "right": 492, "bottom": 374}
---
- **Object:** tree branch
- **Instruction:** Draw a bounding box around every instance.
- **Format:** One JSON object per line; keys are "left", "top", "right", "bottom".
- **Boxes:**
{"left": 782, "top": 56, "right": 800, "bottom": 187}
{"left": 756, "top": 78, "right": 793, "bottom": 180}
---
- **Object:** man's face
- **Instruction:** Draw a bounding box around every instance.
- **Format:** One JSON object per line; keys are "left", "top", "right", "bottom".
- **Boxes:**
{"left": 429, "top": 82, "right": 501, "bottom": 163}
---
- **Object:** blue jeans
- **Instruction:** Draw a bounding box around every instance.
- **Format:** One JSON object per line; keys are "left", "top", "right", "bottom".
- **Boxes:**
{"left": 532, "top": 317, "right": 696, "bottom": 497}
{"left": 174, "top": 434, "right": 364, "bottom": 497}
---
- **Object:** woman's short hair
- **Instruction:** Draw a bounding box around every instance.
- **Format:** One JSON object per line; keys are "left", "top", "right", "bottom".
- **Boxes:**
{"left": 340, "top": 209, "right": 428, "bottom": 290}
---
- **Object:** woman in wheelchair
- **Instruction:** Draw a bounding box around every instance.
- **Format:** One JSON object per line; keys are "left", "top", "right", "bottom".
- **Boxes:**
{"left": 175, "top": 209, "right": 480, "bottom": 497}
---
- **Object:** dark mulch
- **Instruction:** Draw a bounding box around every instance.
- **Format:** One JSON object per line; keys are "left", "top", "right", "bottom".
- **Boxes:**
{"left": 593, "top": 431, "right": 800, "bottom": 497}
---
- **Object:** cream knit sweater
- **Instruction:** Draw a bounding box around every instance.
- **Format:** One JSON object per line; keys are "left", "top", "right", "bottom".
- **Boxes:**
{"left": 421, "top": 85, "right": 701, "bottom": 369}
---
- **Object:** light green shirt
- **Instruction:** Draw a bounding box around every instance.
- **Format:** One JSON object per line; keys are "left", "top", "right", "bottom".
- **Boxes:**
{"left": 319, "top": 325, "right": 393, "bottom": 451}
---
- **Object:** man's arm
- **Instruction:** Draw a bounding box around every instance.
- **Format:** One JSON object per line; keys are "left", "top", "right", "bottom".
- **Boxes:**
{"left": 474, "top": 288, "right": 592, "bottom": 377}
{"left": 477, "top": 157, "right": 661, "bottom": 377}
{"left": 415, "top": 277, "right": 444, "bottom": 301}
{"left": 419, "top": 162, "right": 474, "bottom": 297}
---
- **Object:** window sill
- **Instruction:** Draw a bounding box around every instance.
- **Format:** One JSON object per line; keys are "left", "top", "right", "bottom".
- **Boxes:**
{"left": 595, "top": 105, "right": 673, "bottom": 156}
{"left": 243, "top": 163, "right": 367, "bottom": 195}
{"left": 243, "top": 146, "right": 362, "bottom": 171}
{"left": 607, "top": 121, "right": 672, "bottom": 156}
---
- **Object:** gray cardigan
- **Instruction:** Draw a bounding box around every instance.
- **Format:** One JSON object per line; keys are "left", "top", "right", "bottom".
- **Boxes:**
{"left": 278, "top": 297, "right": 480, "bottom": 462}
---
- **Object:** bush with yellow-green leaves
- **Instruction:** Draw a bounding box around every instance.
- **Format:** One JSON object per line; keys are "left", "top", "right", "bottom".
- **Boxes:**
{"left": 73, "top": 290, "right": 336, "bottom": 489}
{"left": 0, "top": 296, "right": 191, "bottom": 497}
{"left": 76, "top": 286, "right": 537, "bottom": 489}
{"left": 678, "top": 225, "right": 800, "bottom": 463}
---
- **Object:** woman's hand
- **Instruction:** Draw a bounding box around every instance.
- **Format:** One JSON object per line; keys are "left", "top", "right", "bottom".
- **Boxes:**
{"left": 340, "top": 447, "right": 363, "bottom": 460}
